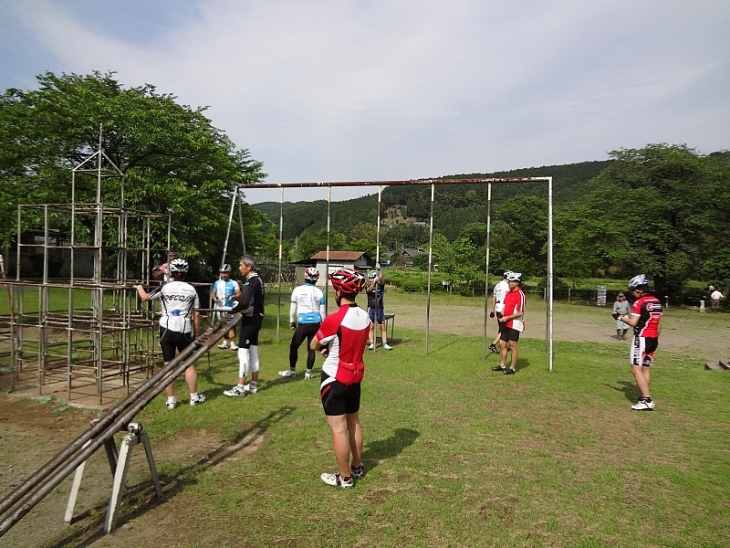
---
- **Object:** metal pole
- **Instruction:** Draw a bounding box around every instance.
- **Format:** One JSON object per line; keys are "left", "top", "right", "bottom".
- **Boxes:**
{"left": 237, "top": 189, "right": 247, "bottom": 255}
{"left": 547, "top": 177, "right": 554, "bottom": 372}
{"left": 276, "top": 188, "right": 285, "bottom": 341}
{"left": 482, "top": 183, "right": 492, "bottom": 359}
{"left": 0, "top": 314, "right": 241, "bottom": 536}
{"left": 425, "top": 182, "right": 435, "bottom": 354}
{"left": 376, "top": 186, "right": 382, "bottom": 265}
{"left": 326, "top": 187, "right": 331, "bottom": 314}
{"left": 221, "top": 190, "right": 237, "bottom": 268}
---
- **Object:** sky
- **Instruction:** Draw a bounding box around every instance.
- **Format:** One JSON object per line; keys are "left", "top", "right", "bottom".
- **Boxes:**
{"left": 1, "top": 0, "right": 729, "bottom": 203}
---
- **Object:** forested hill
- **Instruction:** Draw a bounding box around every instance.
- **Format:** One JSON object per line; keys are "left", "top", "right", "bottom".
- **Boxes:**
{"left": 250, "top": 160, "right": 611, "bottom": 241}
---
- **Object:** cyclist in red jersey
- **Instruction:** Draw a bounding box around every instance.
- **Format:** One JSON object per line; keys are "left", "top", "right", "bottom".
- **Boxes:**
{"left": 311, "top": 268, "right": 370, "bottom": 488}
{"left": 619, "top": 274, "right": 663, "bottom": 411}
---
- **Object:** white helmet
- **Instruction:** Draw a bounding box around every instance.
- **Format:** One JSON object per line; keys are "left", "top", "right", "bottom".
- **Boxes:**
{"left": 503, "top": 270, "right": 513, "bottom": 278}
{"left": 219, "top": 263, "right": 232, "bottom": 273}
{"left": 304, "top": 267, "right": 319, "bottom": 283}
{"left": 628, "top": 274, "right": 649, "bottom": 291}
{"left": 169, "top": 258, "right": 189, "bottom": 274}
{"left": 506, "top": 271, "right": 522, "bottom": 283}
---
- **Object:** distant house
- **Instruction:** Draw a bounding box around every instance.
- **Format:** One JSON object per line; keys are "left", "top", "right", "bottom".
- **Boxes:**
{"left": 395, "top": 248, "right": 427, "bottom": 268}
{"left": 293, "top": 251, "right": 370, "bottom": 286}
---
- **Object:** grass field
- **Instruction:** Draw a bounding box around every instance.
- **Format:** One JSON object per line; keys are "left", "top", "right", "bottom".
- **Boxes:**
{"left": 2, "top": 293, "right": 729, "bottom": 548}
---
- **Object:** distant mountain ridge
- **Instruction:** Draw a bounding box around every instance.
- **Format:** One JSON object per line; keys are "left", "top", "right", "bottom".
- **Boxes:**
{"left": 251, "top": 160, "right": 612, "bottom": 241}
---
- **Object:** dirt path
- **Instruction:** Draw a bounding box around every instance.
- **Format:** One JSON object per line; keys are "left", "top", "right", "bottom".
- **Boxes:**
{"left": 389, "top": 295, "right": 729, "bottom": 360}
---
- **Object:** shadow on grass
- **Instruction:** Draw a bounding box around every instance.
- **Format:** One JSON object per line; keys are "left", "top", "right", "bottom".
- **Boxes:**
{"left": 609, "top": 380, "right": 639, "bottom": 403}
{"left": 361, "top": 427, "right": 420, "bottom": 475}
{"left": 54, "top": 406, "right": 295, "bottom": 548}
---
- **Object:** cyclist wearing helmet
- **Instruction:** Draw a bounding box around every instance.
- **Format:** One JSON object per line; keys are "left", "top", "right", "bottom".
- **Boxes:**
{"left": 492, "top": 272, "right": 525, "bottom": 375}
{"left": 366, "top": 263, "right": 392, "bottom": 350}
{"left": 224, "top": 255, "right": 265, "bottom": 397}
{"left": 136, "top": 257, "right": 206, "bottom": 409}
{"left": 211, "top": 263, "right": 241, "bottom": 350}
{"left": 619, "top": 274, "right": 663, "bottom": 411}
{"left": 310, "top": 268, "right": 370, "bottom": 489}
{"left": 280, "top": 267, "right": 326, "bottom": 380}
{"left": 152, "top": 250, "right": 178, "bottom": 283}
{"left": 489, "top": 270, "right": 512, "bottom": 353}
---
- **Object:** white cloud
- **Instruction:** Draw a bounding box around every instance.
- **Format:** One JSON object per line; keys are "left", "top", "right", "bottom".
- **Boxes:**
{"left": 1, "top": 0, "right": 729, "bottom": 202}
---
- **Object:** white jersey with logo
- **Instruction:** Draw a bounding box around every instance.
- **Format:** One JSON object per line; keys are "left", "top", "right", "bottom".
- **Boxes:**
{"left": 290, "top": 283, "right": 326, "bottom": 325}
{"left": 148, "top": 281, "right": 200, "bottom": 333}
{"left": 493, "top": 279, "right": 510, "bottom": 313}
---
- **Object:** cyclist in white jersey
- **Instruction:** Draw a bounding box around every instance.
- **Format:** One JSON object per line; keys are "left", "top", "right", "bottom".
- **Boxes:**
{"left": 488, "top": 270, "right": 511, "bottom": 353}
{"left": 211, "top": 263, "right": 241, "bottom": 350}
{"left": 279, "top": 267, "right": 326, "bottom": 380}
{"left": 137, "top": 258, "right": 206, "bottom": 409}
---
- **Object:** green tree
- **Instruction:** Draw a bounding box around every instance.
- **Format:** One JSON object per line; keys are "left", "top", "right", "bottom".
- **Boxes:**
{"left": 575, "top": 144, "right": 728, "bottom": 295}
{"left": 294, "top": 228, "right": 347, "bottom": 261}
{"left": 0, "top": 71, "right": 267, "bottom": 272}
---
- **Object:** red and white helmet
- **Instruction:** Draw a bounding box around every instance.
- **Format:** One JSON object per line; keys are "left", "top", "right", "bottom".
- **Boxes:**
{"left": 329, "top": 268, "right": 365, "bottom": 295}
{"left": 304, "top": 267, "right": 319, "bottom": 283}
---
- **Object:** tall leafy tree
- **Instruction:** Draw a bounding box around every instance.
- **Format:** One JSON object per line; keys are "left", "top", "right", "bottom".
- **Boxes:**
{"left": 573, "top": 144, "right": 727, "bottom": 294}
{"left": 0, "top": 71, "right": 267, "bottom": 270}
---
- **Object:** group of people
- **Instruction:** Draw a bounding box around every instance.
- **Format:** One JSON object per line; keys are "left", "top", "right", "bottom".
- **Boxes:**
{"left": 139, "top": 253, "right": 377, "bottom": 488}
{"left": 138, "top": 248, "right": 667, "bottom": 494}
{"left": 486, "top": 268, "right": 664, "bottom": 412}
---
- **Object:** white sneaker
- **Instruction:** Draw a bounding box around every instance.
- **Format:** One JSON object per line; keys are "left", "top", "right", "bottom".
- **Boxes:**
{"left": 279, "top": 369, "right": 297, "bottom": 378}
{"left": 217, "top": 341, "right": 229, "bottom": 349}
{"left": 367, "top": 344, "right": 375, "bottom": 350}
{"left": 382, "top": 343, "right": 393, "bottom": 350}
{"left": 320, "top": 472, "right": 354, "bottom": 489}
{"left": 631, "top": 399, "right": 655, "bottom": 411}
{"left": 166, "top": 399, "right": 177, "bottom": 410}
{"left": 243, "top": 383, "right": 258, "bottom": 394}
{"left": 304, "top": 370, "right": 313, "bottom": 380}
{"left": 229, "top": 342, "right": 238, "bottom": 350}
{"left": 190, "top": 394, "right": 206, "bottom": 406}
{"left": 223, "top": 385, "right": 246, "bottom": 397}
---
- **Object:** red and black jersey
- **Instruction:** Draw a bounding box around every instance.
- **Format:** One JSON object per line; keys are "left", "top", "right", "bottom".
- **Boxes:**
{"left": 316, "top": 303, "right": 370, "bottom": 385}
{"left": 503, "top": 288, "right": 526, "bottom": 333}
{"left": 630, "top": 294, "right": 662, "bottom": 337}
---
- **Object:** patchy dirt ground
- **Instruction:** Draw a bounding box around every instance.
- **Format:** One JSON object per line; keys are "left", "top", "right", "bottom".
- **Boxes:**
{"left": 0, "top": 299, "right": 727, "bottom": 547}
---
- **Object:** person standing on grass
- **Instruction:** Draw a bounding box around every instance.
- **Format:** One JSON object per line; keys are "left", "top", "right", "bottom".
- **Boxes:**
{"left": 619, "top": 274, "right": 663, "bottom": 411}
{"left": 152, "top": 250, "right": 178, "bottom": 283}
{"left": 223, "top": 255, "right": 265, "bottom": 397}
{"left": 136, "top": 258, "right": 205, "bottom": 409}
{"left": 489, "top": 270, "right": 512, "bottom": 353}
{"left": 211, "top": 263, "right": 241, "bottom": 350}
{"left": 311, "top": 268, "right": 370, "bottom": 489}
{"left": 366, "top": 263, "right": 392, "bottom": 350}
{"left": 710, "top": 287, "right": 724, "bottom": 310}
{"left": 280, "top": 267, "right": 326, "bottom": 380}
{"left": 491, "top": 272, "right": 525, "bottom": 375}
{"left": 612, "top": 291, "right": 632, "bottom": 340}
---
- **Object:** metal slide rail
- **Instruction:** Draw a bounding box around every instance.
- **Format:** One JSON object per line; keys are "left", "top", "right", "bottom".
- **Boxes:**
{"left": 0, "top": 312, "right": 242, "bottom": 538}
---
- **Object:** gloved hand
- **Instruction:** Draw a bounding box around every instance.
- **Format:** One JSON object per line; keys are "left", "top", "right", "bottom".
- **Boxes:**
{"left": 489, "top": 311, "right": 495, "bottom": 318}
{"left": 290, "top": 322, "right": 296, "bottom": 330}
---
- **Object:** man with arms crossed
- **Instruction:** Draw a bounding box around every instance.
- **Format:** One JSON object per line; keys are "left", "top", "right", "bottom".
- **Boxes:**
{"left": 619, "top": 274, "right": 663, "bottom": 411}
{"left": 311, "top": 268, "right": 370, "bottom": 488}
{"left": 223, "top": 255, "right": 265, "bottom": 397}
